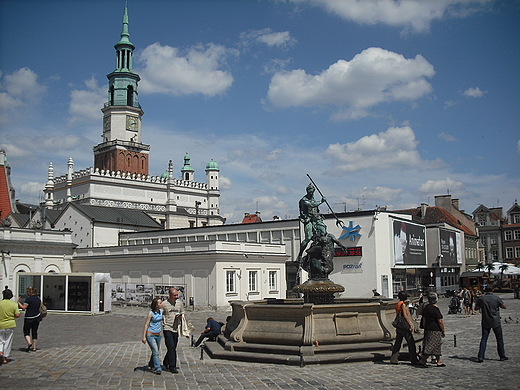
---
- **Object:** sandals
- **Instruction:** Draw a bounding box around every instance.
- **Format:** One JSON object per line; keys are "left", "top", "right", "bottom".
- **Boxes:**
{"left": 26, "top": 344, "right": 32, "bottom": 352}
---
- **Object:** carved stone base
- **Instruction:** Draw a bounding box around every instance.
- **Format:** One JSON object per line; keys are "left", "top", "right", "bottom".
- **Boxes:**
{"left": 292, "top": 279, "right": 345, "bottom": 304}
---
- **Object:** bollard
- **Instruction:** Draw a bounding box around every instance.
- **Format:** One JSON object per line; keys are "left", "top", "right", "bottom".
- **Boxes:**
{"left": 299, "top": 353, "right": 305, "bottom": 367}
{"left": 191, "top": 334, "right": 194, "bottom": 347}
{"left": 200, "top": 345, "right": 204, "bottom": 360}
{"left": 454, "top": 334, "right": 457, "bottom": 347}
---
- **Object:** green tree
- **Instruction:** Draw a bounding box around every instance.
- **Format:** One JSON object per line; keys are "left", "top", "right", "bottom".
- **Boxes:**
{"left": 485, "top": 262, "right": 495, "bottom": 275}
{"left": 476, "top": 262, "right": 484, "bottom": 271}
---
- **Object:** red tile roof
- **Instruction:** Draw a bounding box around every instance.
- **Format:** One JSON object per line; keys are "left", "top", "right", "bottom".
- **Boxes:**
{"left": 0, "top": 164, "right": 13, "bottom": 220}
{"left": 395, "top": 206, "right": 476, "bottom": 236}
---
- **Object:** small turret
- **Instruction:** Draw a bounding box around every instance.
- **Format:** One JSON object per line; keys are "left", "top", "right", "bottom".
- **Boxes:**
{"left": 44, "top": 162, "right": 55, "bottom": 207}
{"left": 181, "top": 152, "right": 194, "bottom": 181}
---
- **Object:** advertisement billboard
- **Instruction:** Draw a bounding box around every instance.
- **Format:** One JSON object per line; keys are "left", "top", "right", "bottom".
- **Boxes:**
{"left": 440, "top": 229, "right": 462, "bottom": 265}
{"left": 393, "top": 220, "right": 426, "bottom": 265}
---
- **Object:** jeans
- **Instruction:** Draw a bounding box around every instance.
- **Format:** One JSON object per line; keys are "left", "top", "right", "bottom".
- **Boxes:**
{"left": 478, "top": 325, "right": 506, "bottom": 360}
{"left": 391, "top": 327, "right": 418, "bottom": 364}
{"left": 146, "top": 333, "right": 162, "bottom": 371}
{"left": 162, "top": 330, "right": 179, "bottom": 369}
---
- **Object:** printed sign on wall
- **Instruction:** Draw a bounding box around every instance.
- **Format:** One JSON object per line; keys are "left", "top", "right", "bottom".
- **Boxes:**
{"left": 393, "top": 220, "right": 426, "bottom": 265}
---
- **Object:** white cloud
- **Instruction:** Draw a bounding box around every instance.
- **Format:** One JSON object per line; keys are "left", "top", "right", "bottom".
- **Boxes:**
{"left": 0, "top": 67, "right": 47, "bottom": 124}
{"left": 350, "top": 186, "right": 403, "bottom": 202}
{"left": 263, "top": 58, "right": 293, "bottom": 74}
{"left": 417, "top": 177, "right": 465, "bottom": 193}
{"left": 137, "top": 42, "right": 236, "bottom": 97}
{"left": 267, "top": 47, "right": 434, "bottom": 118}
{"left": 68, "top": 76, "right": 106, "bottom": 125}
{"left": 18, "top": 181, "right": 44, "bottom": 200}
{"left": 240, "top": 28, "right": 297, "bottom": 48}
{"left": 462, "top": 87, "right": 487, "bottom": 98}
{"left": 219, "top": 175, "right": 233, "bottom": 190}
{"left": 296, "top": 0, "right": 491, "bottom": 33}
{"left": 439, "top": 132, "right": 456, "bottom": 142}
{"left": 325, "top": 126, "right": 444, "bottom": 173}
{"left": 443, "top": 100, "right": 457, "bottom": 109}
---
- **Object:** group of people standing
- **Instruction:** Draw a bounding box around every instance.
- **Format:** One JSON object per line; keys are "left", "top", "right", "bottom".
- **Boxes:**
{"left": 390, "top": 287, "right": 508, "bottom": 367}
{"left": 0, "top": 286, "right": 43, "bottom": 365}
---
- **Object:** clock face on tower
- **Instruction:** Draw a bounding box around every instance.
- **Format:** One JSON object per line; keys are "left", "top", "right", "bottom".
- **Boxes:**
{"left": 126, "top": 115, "right": 138, "bottom": 131}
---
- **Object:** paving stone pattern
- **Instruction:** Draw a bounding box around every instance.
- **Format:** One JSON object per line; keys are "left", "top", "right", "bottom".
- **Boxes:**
{"left": 1, "top": 294, "right": 519, "bottom": 389}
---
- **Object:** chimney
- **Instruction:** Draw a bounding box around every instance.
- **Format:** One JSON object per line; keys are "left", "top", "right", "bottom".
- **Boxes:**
{"left": 420, "top": 203, "right": 428, "bottom": 218}
{"left": 452, "top": 198, "right": 460, "bottom": 210}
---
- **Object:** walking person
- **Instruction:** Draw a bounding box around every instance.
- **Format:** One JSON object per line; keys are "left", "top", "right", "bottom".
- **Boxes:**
{"left": 418, "top": 293, "right": 446, "bottom": 367}
{"left": 17, "top": 287, "right": 41, "bottom": 352}
{"left": 142, "top": 298, "right": 163, "bottom": 375}
{"left": 475, "top": 287, "right": 508, "bottom": 362}
{"left": 0, "top": 287, "right": 20, "bottom": 365}
{"left": 462, "top": 287, "right": 471, "bottom": 317}
{"left": 390, "top": 291, "right": 419, "bottom": 365}
{"left": 162, "top": 287, "right": 184, "bottom": 373}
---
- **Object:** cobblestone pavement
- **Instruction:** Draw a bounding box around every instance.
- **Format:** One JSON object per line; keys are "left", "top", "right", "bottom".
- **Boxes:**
{"left": 1, "top": 294, "right": 519, "bottom": 389}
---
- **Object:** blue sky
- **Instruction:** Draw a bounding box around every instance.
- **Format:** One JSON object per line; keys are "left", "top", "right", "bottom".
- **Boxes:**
{"left": 1, "top": 0, "right": 519, "bottom": 223}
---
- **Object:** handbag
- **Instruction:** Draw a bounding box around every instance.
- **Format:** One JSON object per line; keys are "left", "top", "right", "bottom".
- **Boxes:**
{"left": 392, "top": 311, "right": 409, "bottom": 329}
{"left": 39, "top": 301, "right": 48, "bottom": 319}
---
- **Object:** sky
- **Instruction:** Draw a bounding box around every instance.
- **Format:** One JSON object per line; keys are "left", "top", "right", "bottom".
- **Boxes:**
{"left": 0, "top": 0, "right": 519, "bottom": 224}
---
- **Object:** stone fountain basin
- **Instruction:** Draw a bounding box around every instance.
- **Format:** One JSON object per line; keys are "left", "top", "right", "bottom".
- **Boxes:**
{"left": 224, "top": 298, "right": 396, "bottom": 346}
{"left": 204, "top": 298, "right": 420, "bottom": 364}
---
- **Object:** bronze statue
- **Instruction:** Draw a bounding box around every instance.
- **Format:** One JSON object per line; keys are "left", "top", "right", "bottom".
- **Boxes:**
{"left": 296, "top": 180, "right": 346, "bottom": 280}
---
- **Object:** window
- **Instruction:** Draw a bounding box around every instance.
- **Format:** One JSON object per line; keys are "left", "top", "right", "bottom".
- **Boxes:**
{"left": 505, "top": 231, "right": 512, "bottom": 241}
{"left": 478, "top": 215, "right": 486, "bottom": 226}
{"left": 226, "top": 270, "right": 236, "bottom": 294}
{"left": 480, "top": 234, "right": 487, "bottom": 246}
{"left": 514, "top": 215, "right": 520, "bottom": 224}
{"left": 516, "top": 247, "right": 520, "bottom": 258}
{"left": 490, "top": 234, "right": 497, "bottom": 245}
{"left": 506, "top": 247, "right": 513, "bottom": 259}
{"left": 248, "top": 270, "right": 258, "bottom": 292}
{"left": 515, "top": 230, "right": 520, "bottom": 240}
{"left": 268, "top": 270, "right": 277, "bottom": 292}
{"left": 492, "top": 250, "right": 498, "bottom": 261}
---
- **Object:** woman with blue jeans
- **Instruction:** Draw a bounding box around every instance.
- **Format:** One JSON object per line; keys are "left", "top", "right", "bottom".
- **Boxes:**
{"left": 142, "top": 298, "right": 163, "bottom": 374}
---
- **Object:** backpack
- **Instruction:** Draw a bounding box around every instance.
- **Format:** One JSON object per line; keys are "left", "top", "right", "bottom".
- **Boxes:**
{"left": 39, "top": 301, "right": 48, "bottom": 319}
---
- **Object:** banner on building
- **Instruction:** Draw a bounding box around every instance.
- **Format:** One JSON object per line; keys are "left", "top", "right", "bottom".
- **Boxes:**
{"left": 111, "top": 284, "right": 186, "bottom": 305}
{"left": 393, "top": 220, "right": 426, "bottom": 265}
{"left": 440, "top": 229, "right": 462, "bottom": 265}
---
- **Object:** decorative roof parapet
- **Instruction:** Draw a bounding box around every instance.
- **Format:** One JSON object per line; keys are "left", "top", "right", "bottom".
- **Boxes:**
{"left": 52, "top": 167, "right": 208, "bottom": 189}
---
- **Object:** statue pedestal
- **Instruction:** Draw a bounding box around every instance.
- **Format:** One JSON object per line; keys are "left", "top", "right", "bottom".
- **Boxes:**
{"left": 292, "top": 279, "right": 345, "bottom": 304}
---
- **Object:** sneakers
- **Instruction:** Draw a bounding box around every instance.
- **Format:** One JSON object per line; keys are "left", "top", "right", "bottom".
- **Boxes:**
{"left": 499, "top": 356, "right": 509, "bottom": 361}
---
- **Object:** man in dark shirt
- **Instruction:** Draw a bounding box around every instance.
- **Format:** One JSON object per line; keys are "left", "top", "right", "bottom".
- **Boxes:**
{"left": 193, "top": 317, "right": 222, "bottom": 347}
{"left": 474, "top": 287, "right": 508, "bottom": 362}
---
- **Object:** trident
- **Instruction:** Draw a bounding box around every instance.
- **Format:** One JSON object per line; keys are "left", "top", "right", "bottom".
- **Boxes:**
{"left": 306, "top": 174, "right": 344, "bottom": 227}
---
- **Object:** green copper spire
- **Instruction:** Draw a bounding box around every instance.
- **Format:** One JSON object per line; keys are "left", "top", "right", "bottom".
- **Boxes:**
{"left": 117, "top": 4, "right": 134, "bottom": 48}
{"left": 106, "top": 4, "right": 141, "bottom": 107}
